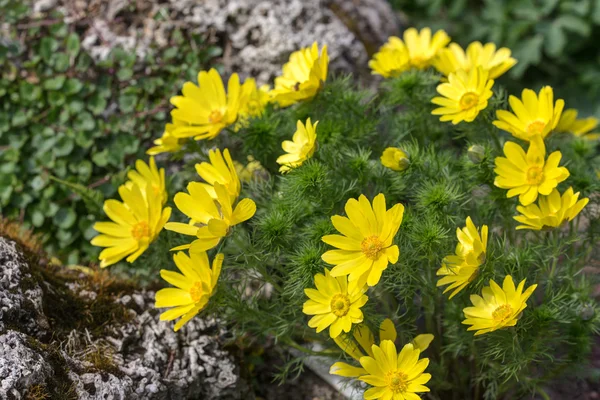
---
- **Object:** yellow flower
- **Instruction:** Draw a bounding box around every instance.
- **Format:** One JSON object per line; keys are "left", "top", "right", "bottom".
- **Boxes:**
{"left": 331, "top": 319, "right": 434, "bottom": 379}
{"left": 369, "top": 37, "right": 410, "bottom": 78}
{"left": 239, "top": 78, "right": 271, "bottom": 121}
{"left": 165, "top": 182, "right": 256, "bottom": 253}
{"left": 195, "top": 148, "right": 240, "bottom": 202}
{"left": 514, "top": 187, "right": 589, "bottom": 230}
{"left": 271, "top": 42, "right": 329, "bottom": 107}
{"left": 321, "top": 193, "right": 404, "bottom": 289}
{"left": 234, "top": 156, "right": 266, "bottom": 183}
{"left": 303, "top": 268, "right": 368, "bottom": 338}
{"left": 556, "top": 109, "right": 600, "bottom": 140}
{"left": 147, "top": 120, "right": 184, "bottom": 155}
{"left": 125, "top": 157, "right": 167, "bottom": 205}
{"left": 91, "top": 184, "right": 172, "bottom": 268}
{"left": 381, "top": 147, "right": 410, "bottom": 171}
{"left": 436, "top": 217, "right": 488, "bottom": 299}
{"left": 403, "top": 27, "right": 450, "bottom": 69}
{"left": 359, "top": 340, "right": 431, "bottom": 400}
{"left": 431, "top": 67, "right": 494, "bottom": 124}
{"left": 462, "top": 275, "right": 537, "bottom": 336}
{"left": 155, "top": 251, "right": 223, "bottom": 332}
{"left": 494, "top": 136, "right": 570, "bottom": 206}
{"left": 433, "top": 41, "right": 517, "bottom": 79}
{"left": 493, "top": 86, "right": 565, "bottom": 141}
{"left": 169, "top": 68, "right": 242, "bottom": 141}
{"left": 276, "top": 118, "right": 318, "bottom": 173}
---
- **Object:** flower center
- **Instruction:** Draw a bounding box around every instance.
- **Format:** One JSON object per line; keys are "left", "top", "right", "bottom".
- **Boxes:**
{"left": 189, "top": 281, "right": 204, "bottom": 303}
{"left": 361, "top": 235, "right": 384, "bottom": 260}
{"left": 492, "top": 304, "right": 513, "bottom": 322}
{"left": 330, "top": 293, "right": 351, "bottom": 317}
{"left": 131, "top": 221, "right": 150, "bottom": 240}
{"left": 209, "top": 109, "right": 223, "bottom": 123}
{"left": 526, "top": 120, "right": 547, "bottom": 135}
{"left": 526, "top": 166, "right": 544, "bottom": 185}
{"left": 386, "top": 370, "right": 409, "bottom": 393}
{"left": 410, "top": 56, "right": 428, "bottom": 69}
{"left": 459, "top": 92, "right": 479, "bottom": 110}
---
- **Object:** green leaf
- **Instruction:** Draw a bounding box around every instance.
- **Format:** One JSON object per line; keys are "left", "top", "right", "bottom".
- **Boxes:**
{"left": 92, "top": 149, "right": 109, "bottom": 167}
{"left": 43, "top": 75, "right": 66, "bottom": 90}
{"left": 54, "top": 207, "right": 77, "bottom": 229}
{"left": 88, "top": 93, "right": 107, "bottom": 115}
{"left": 556, "top": 14, "right": 591, "bottom": 36}
{"left": 49, "top": 175, "right": 104, "bottom": 214}
{"left": 74, "top": 111, "right": 96, "bottom": 131}
{"left": 66, "top": 33, "right": 80, "bottom": 57}
{"left": 119, "top": 93, "right": 138, "bottom": 113}
{"left": 31, "top": 209, "right": 45, "bottom": 227}
{"left": 39, "top": 37, "right": 59, "bottom": 62}
{"left": 64, "top": 78, "right": 83, "bottom": 95}
{"left": 54, "top": 135, "right": 75, "bottom": 157}
{"left": 31, "top": 175, "right": 48, "bottom": 191}
{"left": 52, "top": 53, "right": 70, "bottom": 72}
{"left": 117, "top": 68, "right": 133, "bottom": 81}
{"left": 545, "top": 23, "right": 566, "bottom": 57}
{"left": 11, "top": 110, "right": 28, "bottom": 127}
{"left": 510, "top": 35, "right": 544, "bottom": 78}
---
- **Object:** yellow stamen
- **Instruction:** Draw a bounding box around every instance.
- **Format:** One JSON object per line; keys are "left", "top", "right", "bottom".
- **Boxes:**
{"left": 131, "top": 221, "right": 150, "bottom": 239}
{"left": 190, "top": 282, "right": 204, "bottom": 303}
{"left": 386, "top": 370, "right": 409, "bottom": 393}
{"left": 526, "top": 120, "right": 547, "bottom": 135}
{"left": 209, "top": 110, "right": 223, "bottom": 123}
{"left": 526, "top": 166, "right": 544, "bottom": 185}
{"left": 361, "top": 235, "right": 384, "bottom": 260}
{"left": 492, "top": 304, "right": 513, "bottom": 322}
{"left": 459, "top": 92, "right": 479, "bottom": 110}
{"left": 330, "top": 293, "right": 351, "bottom": 317}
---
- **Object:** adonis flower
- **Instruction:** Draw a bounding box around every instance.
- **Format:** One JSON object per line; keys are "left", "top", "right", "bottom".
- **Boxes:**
{"left": 92, "top": 183, "right": 171, "bottom": 268}
{"left": 494, "top": 137, "right": 569, "bottom": 206}
{"left": 433, "top": 41, "right": 517, "bottom": 79}
{"left": 556, "top": 109, "right": 600, "bottom": 140}
{"left": 271, "top": 42, "right": 329, "bottom": 107}
{"left": 276, "top": 118, "right": 318, "bottom": 173}
{"left": 165, "top": 182, "right": 256, "bottom": 253}
{"left": 169, "top": 68, "right": 242, "bottom": 141}
{"left": 437, "top": 217, "right": 488, "bottom": 299}
{"left": 358, "top": 340, "right": 432, "bottom": 400}
{"left": 147, "top": 120, "right": 184, "bottom": 156}
{"left": 514, "top": 187, "right": 589, "bottom": 230}
{"left": 302, "top": 268, "right": 368, "bottom": 338}
{"left": 431, "top": 67, "right": 494, "bottom": 124}
{"left": 493, "top": 86, "right": 564, "bottom": 142}
{"left": 125, "top": 157, "right": 167, "bottom": 205}
{"left": 380, "top": 147, "right": 410, "bottom": 171}
{"left": 403, "top": 27, "right": 450, "bottom": 69}
{"left": 195, "top": 148, "right": 240, "bottom": 202}
{"left": 369, "top": 37, "right": 410, "bottom": 78}
{"left": 155, "top": 251, "right": 223, "bottom": 331}
{"left": 463, "top": 275, "right": 537, "bottom": 336}
{"left": 322, "top": 193, "right": 404, "bottom": 289}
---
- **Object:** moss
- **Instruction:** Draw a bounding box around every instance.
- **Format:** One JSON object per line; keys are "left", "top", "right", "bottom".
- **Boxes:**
{"left": 24, "top": 384, "right": 50, "bottom": 400}
{"left": 83, "top": 346, "right": 123, "bottom": 378}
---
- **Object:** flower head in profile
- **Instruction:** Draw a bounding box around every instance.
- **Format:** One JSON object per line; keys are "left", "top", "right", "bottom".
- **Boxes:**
{"left": 493, "top": 86, "right": 565, "bottom": 141}
{"left": 381, "top": 147, "right": 410, "bottom": 172}
{"left": 330, "top": 319, "right": 434, "bottom": 379}
{"left": 402, "top": 27, "right": 450, "bottom": 69}
{"left": 359, "top": 340, "right": 432, "bottom": 400}
{"left": 437, "top": 217, "right": 488, "bottom": 299}
{"left": 556, "top": 109, "right": 600, "bottom": 140}
{"left": 463, "top": 275, "right": 537, "bottom": 335}
{"left": 271, "top": 42, "right": 329, "bottom": 107}
{"left": 322, "top": 193, "right": 404, "bottom": 289}
{"left": 195, "top": 148, "right": 240, "bottom": 201}
{"left": 147, "top": 120, "right": 185, "bottom": 156}
{"left": 237, "top": 78, "right": 271, "bottom": 128}
{"left": 369, "top": 37, "right": 410, "bottom": 78}
{"left": 92, "top": 184, "right": 171, "bottom": 268}
{"left": 514, "top": 187, "right": 589, "bottom": 230}
{"left": 155, "top": 251, "right": 223, "bottom": 331}
{"left": 432, "top": 66, "right": 494, "bottom": 124}
{"left": 276, "top": 118, "right": 318, "bottom": 173}
{"left": 165, "top": 182, "right": 256, "bottom": 253}
{"left": 126, "top": 157, "right": 167, "bottom": 205}
{"left": 433, "top": 41, "right": 517, "bottom": 79}
{"left": 494, "top": 137, "right": 569, "bottom": 205}
{"left": 303, "top": 269, "right": 368, "bottom": 338}
{"left": 235, "top": 156, "right": 266, "bottom": 183}
{"left": 169, "top": 68, "right": 242, "bottom": 141}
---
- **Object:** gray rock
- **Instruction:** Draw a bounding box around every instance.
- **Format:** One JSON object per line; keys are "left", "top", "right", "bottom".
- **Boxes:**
{"left": 0, "top": 237, "right": 249, "bottom": 399}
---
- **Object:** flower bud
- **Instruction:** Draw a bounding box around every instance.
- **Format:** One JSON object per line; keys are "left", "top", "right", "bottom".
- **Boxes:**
{"left": 467, "top": 144, "right": 485, "bottom": 164}
{"left": 579, "top": 303, "right": 595, "bottom": 321}
{"left": 381, "top": 147, "right": 410, "bottom": 172}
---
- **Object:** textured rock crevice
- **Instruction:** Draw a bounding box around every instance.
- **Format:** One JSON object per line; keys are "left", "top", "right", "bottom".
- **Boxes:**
{"left": 0, "top": 237, "right": 248, "bottom": 399}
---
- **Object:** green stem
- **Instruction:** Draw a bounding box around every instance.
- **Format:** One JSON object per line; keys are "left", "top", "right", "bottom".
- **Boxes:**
{"left": 284, "top": 339, "right": 338, "bottom": 357}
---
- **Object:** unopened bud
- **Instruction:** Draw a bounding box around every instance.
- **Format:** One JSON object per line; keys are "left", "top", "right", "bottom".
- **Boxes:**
{"left": 467, "top": 145, "right": 485, "bottom": 164}
{"left": 579, "top": 303, "right": 595, "bottom": 321}
{"left": 381, "top": 147, "right": 410, "bottom": 172}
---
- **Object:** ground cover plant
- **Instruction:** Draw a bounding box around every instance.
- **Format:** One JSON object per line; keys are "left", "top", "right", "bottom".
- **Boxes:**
{"left": 77, "top": 27, "right": 600, "bottom": 399}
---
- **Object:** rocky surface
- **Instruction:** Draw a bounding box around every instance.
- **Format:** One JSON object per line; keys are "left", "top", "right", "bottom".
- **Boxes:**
{"left": 30, "top": 0, "right": 399, "bottom": 84}
{"left": 0, "top": 236, "right": 249, "bottom": 399}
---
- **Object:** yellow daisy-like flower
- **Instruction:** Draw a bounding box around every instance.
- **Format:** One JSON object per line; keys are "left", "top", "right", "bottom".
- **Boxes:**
{"left": 403, "top": 27, "right": 450, "bottom": 69}
{"left": 276, "top": 118, "right": 318, "bottom": 173}
{"left": 494, "top": 136, "right": 570, "bottom": 206}
{"left": 165, "top": 182, "right": 256, "bottom": 253}
{"left": 91, "top": 184, "right": 172, "bottom": 268}
{"left": 169, "top": 68, "right": 242, "bottom": 141}
{"left": 234, "top": 156, "right": 266, "bottom": 183}
{"left": 331, "top": 319, "right": 434, "bottom": 379}
{"left": 381, "top": 147, "right": 410, "bottom": 172}
{"left": 431, "top": 66, "right": 494, "bottom": 124}
{"left": 493, "top": 86, "right": 565, "bottom": 141}
{"left": 321, "top": 193, "right": 404, "bottom": 289}
{"left": 556, "top": 109, "right": 600, "bottom": 140}
{"left": 195, "top": 148, "right": 240, "bottom": 202}
{"left": 433, "top": 41, "right": 517, "bottom": 79}
{"left": 239, "top": 78, "right": 271, "bottom": 121}
{"left": 271, "top": 42, "right": 329, "bottom": 107}
{"left": 369, "top": 37, "right": 410, "bottom": 78}
{"left": 125, "top": 157, "right": 167, "bottom": 205}
{"left": 147, "top": 120, "right": 184, "bottom": 155}
{"left": 155, "top": 251, "right": 223, "bottom": 332}
{"left": 514, "top": 187, "right": 589, "bottom": 230}
{"left": 302, "top": 268, "right": 368, "bottom": 339}
{"left": 359, "top": 340, "right": 431, "bottom": 400}
{"left": 436, "top": 217, "right": 488, "bottom": 299}
{"left": 462, "top": 275, "right": 537, "bottom": 336}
